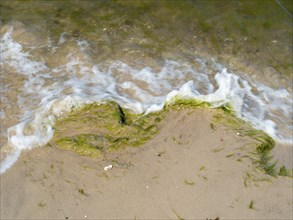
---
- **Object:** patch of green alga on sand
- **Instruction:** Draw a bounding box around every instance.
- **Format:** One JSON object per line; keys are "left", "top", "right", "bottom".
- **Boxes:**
{"left": 166, "top": 97, "right": 212, "bottom": 110}
{"left": 212, "top": 107, "right": 293, "bottom": 177}
{"left": 50, "top": 98, "right": 211, "bottom": 157}
{"left": 50, "top": 101, "right": 165, "bottom": 157}
{"left": 49, "top": 99, "right": 291, "bottom": 177}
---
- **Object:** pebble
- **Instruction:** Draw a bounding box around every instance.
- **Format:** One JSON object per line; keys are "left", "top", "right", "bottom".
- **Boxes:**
{"left": 104, "top": 165, "right": 113, "bottom": 171}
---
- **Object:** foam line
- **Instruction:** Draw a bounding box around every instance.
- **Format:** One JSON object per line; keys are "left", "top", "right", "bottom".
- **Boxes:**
{"left": 0, "top": 29, "right": 292, "bottom": 173}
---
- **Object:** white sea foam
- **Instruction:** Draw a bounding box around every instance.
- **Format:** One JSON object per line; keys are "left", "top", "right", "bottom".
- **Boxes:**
{"left": 0, "top": 28, "right": 47, "bottom": 75}
{"left": 0, "top": 29, "right": 292, "bottom": 173}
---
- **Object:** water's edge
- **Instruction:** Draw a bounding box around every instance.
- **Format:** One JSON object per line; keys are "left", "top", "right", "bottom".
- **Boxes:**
{"left": 1, "top": 1, "right": 292, "bottom": 174}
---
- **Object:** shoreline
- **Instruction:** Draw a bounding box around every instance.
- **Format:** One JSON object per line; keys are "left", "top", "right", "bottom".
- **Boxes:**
{"left": 1, "top": 107, "right": 292, "bottom": 219}
{"left": 1, "top": 2, "right": 292, "bottom": 219}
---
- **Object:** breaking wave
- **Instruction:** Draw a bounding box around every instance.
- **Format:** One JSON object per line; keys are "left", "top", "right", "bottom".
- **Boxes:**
{"left": 1, "top": 28, "right": 292, "bottom": 173}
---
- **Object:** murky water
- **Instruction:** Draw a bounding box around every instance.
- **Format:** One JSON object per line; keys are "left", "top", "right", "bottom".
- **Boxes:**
{"left": 0, "top": 0, "right": 292, "bottom": 173}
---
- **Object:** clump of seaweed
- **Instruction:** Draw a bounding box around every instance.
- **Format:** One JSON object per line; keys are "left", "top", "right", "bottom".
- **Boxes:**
{"left": 78, "top": 188, "right": 88, "bottom": 196}
{"left": 50, "top": 98, "right": 289, "bottom": 179}
{"left": 50, "top": 98, "right": 213, "bottom": 157}
{"left": 38, "top": 200, "right": 46, "bottom": 208}
{"left": 50, "top": 101, "right": 164, "bottom": 156}
{"left": 184, "top": 179, "right": 195, "bottom": 186}
{"left": 212, "top": 104, "right": 282, "bottom": 177}
{"left": 248, "top": 200, "right": 255, "bottom": 210}
{"left": 278, "top": 166, "right": 293, "bottom": 177}
{"left": 254, "top": 135, "right": 276, "bottom": 176}
{"left": 166, "top": 97, "right": 211, "bottom": 110}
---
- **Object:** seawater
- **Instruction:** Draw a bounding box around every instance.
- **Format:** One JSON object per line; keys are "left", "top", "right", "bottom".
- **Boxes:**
{"left": 0, "top": 25, "right": 292, "bottom": 173}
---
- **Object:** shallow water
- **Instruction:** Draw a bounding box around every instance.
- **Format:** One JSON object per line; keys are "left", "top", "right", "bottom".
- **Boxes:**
{"left": 0, "top": 0, "right": 292, "bottom": 173}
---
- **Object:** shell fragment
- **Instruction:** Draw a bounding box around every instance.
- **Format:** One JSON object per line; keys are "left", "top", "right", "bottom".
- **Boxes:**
{"left": 104, "top": 165, "right": 113, "bottom": 171}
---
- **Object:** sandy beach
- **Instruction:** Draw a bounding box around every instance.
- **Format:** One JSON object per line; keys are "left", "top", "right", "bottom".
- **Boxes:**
{"left": 1, "top": 1, "right": 292, "bottom": 219}
{"left": 1, "top": 108, "right": 292, "bottom": 219}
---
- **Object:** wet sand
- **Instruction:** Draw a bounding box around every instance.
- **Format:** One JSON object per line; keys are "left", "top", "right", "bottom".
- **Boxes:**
{"left": 1, "top": 108, "right": 292, "bottom": 219}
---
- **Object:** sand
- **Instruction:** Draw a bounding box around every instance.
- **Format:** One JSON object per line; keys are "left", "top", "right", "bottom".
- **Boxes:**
{"left": 0, "top": 108, "right": 292, "bottom": 219}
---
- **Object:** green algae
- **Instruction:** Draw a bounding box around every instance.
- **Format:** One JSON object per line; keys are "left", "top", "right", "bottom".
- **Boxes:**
{"left": 171, "top": 207, "right": 185, "bottom": 220}
{"left": 51, "top": 98, "right": 210, "bottom": 156}
{"left": 212, "top": 147, "right": 225, "bottom": 153}
{"left": 212, "top": 110, "right": 241, "bottom": 129}
{"left": 199, "top": 166, "right": 206, "bottom": 171}
{"left": 38, "top": 200, "right": 46, "bottom": 208}
{"left": 166, "top": 97, "right": 211, "bottom": 110}
{"left": 55, "top": 136, "right": 103, "bottom": 158}
{"left": 78, "top": 188, "right": 88, "bottom": 197}
{"left": 211, "top": 106, "right": 280, "bottom": 176}
{"left": 278, "top": 165, "right": 293, "bottom": 177}
{"left": 50, "top": 101, "right": 164, "bottom": 156}
{"left": 244, "top": 130, "right": 281, "bottom": 177}
{"left": 49, "top": 98, "right": 286, "bottom": 178}
{"left": 249, "top": 200, "right": 255, "bottom": 210}
{"left": 184, "top": 179, "right": 195, "bottom": 186}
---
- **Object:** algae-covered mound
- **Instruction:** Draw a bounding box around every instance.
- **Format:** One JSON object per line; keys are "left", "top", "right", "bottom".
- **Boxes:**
{"left": 49, "top": 99, "right": 291, "bottom": 177}
{"left": 212, "top": 108, "right": 292, "bottom": 177}
{"left": 212, "top": 109, "right": 277, "bottom": 176}
{"left": 49, "top": 99, "right": 209, "bottom": 157}
{"left": 49, "top": 101, "right": 164, "bottom": 157}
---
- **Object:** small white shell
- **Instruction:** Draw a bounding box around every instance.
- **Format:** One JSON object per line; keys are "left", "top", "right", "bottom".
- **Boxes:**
{"left": 104, "top": 165, "right": 113, "bottom": 171}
